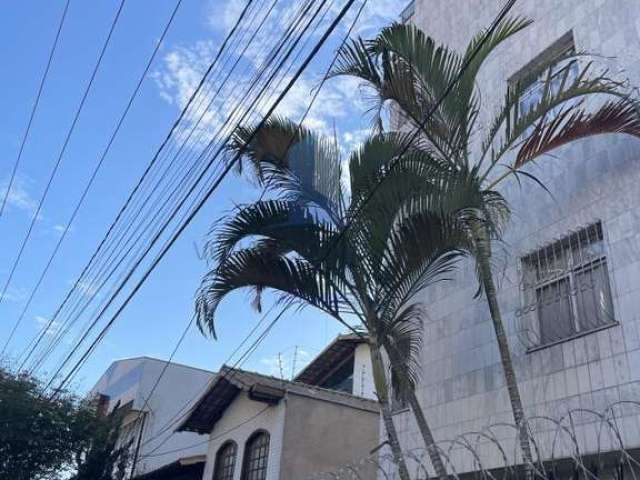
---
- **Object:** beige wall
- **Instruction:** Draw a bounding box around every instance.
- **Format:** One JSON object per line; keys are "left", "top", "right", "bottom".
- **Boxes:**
{"left": 280, "top": 393, "right": 379, "bottom": 479}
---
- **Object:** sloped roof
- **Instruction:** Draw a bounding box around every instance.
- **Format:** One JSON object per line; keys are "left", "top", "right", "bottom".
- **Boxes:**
{"left": 294, "top": 333, "right": 368, "bottom": 386}
{"left": 177, "top": 365, "right": 378, "bottom": 434}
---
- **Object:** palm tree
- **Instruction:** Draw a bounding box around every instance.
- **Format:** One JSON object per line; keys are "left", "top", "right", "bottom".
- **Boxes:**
{"left": 331, "top": 18, "right": 640, "bottom": 473}
{"left": 195, "top": 118, "right": 466, "bottom": 480}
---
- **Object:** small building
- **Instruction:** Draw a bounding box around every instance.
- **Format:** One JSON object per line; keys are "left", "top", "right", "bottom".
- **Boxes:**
{"left": 177, "top": 334, "right": 380, "bottom": 480}
{"left": 90, "top": 356, "right": 214, "bottom": 479}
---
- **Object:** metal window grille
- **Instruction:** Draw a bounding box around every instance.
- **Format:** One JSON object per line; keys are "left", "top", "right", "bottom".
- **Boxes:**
{"left": 241, "top": 431, "right": 270, "bottom": 480}
{"left": 520, "top": 222, "right": 615, "bottom": 347}
{"left": 213, "top": 441, "right": 237, "bottom": 480}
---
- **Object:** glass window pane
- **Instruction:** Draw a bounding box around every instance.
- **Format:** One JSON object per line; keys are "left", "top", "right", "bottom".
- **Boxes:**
{"left": 213, "top": 442, "right": 237, "bottom": 480}
{"left": 537, "top": 278, "right": 574, "bottom": 344}
{"left": 575, "top": 262, "right": 614, "bottom": 331}
{"left": 241, "top": 432, "right": 269, "bottom": 480}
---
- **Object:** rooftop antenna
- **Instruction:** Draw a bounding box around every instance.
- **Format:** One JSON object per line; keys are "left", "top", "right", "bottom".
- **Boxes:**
{"left": 277, "top": 353, "right": 284, "bottom": 380}
{"left": 290, "top": 346, "right": 298, "bottom": 380}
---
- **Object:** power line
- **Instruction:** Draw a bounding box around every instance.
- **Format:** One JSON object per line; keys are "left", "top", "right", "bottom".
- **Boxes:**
{"left": 29, "top": 0, "right": 311, "bottom": 376}
{"left": 0, "top": 0, "right": 71, "bottom": 218}
{"left": 21, "top": 0, "right": 262, "bottom": 372}
{"left": 24, "top": 0, "right": 296, "bottom": 376}
{"left": 118, "top": 0, "right": 369, "bottom": 454}
{"left": 8, "top": 0, "right": 184, "bottom": 360}
{"left": 40, "top": 0, "right": 327, "bottom": 386}
{"left": 0, "top": 0, "right": 128, "bottom": 323}
{"left": 139, "top": 0, "right": 518, "bottom": 451}
{"left": 48, "top": 0, "right": 357, "bottom": 397}
{"left": 79, "top": 0, "right": 518, "bottom": 467}
{"left": 138, "top": 303, "right": 288, "bottom": 455}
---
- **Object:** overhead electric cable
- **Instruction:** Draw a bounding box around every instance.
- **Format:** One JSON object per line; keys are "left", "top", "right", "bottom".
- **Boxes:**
{"left": 0, "top": 0, "right": 71, "bottom": 218}
{"left": 90, "top": 0, "right": 369, "bottom": 454}
{"left": 48, "top": 0, "right": 355, "bottom": 397}
{"left": 9, "top": 0, "right": 183, "bottom": 359}
{"left": 0, "top": 0, "right": 127, "bottom": 318}
{"left": 27, "top": 0, "right": 311, "bottom": 374}
{"left": 21, "top": 0, "right": 260, "bottom": 371}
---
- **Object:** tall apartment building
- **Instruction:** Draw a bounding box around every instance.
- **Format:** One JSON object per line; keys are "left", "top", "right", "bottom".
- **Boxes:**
{"left": 391, "top": 0, "right": 640, "bottom": 475}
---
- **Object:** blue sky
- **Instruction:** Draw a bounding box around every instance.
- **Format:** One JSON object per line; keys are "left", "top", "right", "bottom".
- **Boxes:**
{"left": 0, "top": 0, "right": 400, "bottom": 391}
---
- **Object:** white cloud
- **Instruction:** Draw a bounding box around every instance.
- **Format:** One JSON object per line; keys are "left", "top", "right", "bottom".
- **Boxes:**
{"left": 75, "top": 279, "right": 99, "bottom": 297}
{"left": 0, "top": 287, "right": 25, "bottom": 303}
{"left": 152, "top": 0, "right": 397, "bottom": 160}
{"left": 35, "top": 315, "right": 60, "bottom": 336}
{"left": 0, "top": 177, "right": 38, "bottom": 216}
{"left": 350, "top": 0, "right": 399, "bottom": 36}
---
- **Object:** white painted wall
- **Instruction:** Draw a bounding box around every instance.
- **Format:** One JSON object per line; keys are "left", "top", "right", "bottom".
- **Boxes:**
{"left": 91, "top": 357, "right": 214, "bottom": 476}
{"left": 353, "top": 343, "right": 376, "bottom": 399}
{"left": 201, "top": 392, "right": 286, "bottom": 480}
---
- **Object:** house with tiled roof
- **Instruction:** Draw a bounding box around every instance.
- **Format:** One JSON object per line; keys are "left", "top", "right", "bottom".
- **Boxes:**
{"left": 177, "top": 334, "right": 380, "bottom": 480}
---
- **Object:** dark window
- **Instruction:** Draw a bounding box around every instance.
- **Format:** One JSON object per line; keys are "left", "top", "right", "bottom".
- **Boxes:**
{"left": 521, "top": 222, "right": 615, "bottom": 347}
{"left": 213, "top": 441, "right": 237, "bottom": 480}
{"left": 319, "top": 355, "right": 354, "bottom": 393}
{"left": 241, "top": 431, "right": 270, "bottom": 480}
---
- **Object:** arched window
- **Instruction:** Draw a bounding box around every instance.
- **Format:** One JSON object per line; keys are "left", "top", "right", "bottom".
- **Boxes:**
{"left": 241, "top": 431, "right": 270, "bottom": 480}
{"left": 213, "top": 441, "right": 237, "bottom": 480}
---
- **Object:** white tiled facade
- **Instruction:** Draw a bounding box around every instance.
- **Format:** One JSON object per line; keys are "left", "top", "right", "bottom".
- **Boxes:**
{"left": 392, "top": 0, "right": 640, "bottom": 473}
{"left": 353, "top": 343, "right": 376, "bottom": 399}
{"left": 201, "top": 392, "right": 286, "bottom": 480}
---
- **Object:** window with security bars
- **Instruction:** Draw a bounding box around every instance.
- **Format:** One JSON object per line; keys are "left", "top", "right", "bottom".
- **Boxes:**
{"left": 521, "top": 222, "right": 615, "bottom": 347}
{"left": 241, "top": 431, "right": 270, "bottom": 480}
{"left": 213, "top": 441, "right": 237, "bottom": 480}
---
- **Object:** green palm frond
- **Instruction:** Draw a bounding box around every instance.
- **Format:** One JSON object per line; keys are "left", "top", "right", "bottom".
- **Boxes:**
{"left": 230, "top": 117, "right": 345, "bottom": 220}
{"left": 205, "top": 200, "right": 339, "bottom": 266}
{"left": 228, "top": 116, "right": 306, "bottom": 182}
{"left": 374, "top": 209, "right": 465, "bottom": 321}
{"left": 382, "top": 303, "right": 425, "bottom": 396}
{"left": 332, "top": 32, "right": 455, "bottom": 160}
{"left": 195, "top": 246, "right": 344, "bottom": 338}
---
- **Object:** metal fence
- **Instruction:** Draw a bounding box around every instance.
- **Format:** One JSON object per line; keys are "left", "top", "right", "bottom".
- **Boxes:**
{"left": 308, "top": 401, "right": 640, "bottom": 479}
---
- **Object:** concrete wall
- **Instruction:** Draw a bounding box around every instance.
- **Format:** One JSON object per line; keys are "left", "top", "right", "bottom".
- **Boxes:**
{"left": 91, "top": 358, "right": 214, "bottom": 476}
{"left": 280, "top": 393, "right": 379, "bottom": 479}
{"left": 388, "top": 0, "right": 640, "bottom": 473}
{"left": 201, "top": 392, "right": 286, "bottom": 480}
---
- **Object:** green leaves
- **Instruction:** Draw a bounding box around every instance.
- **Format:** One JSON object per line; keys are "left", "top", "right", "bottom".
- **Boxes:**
{"left": 0, "top": 368, "right": 127, "bottom": 480}
{"left": 195, "top": 246, "right": 343, "bottom": 338}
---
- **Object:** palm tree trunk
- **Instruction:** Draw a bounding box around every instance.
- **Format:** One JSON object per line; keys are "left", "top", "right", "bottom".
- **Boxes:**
{"left": 383, "top": 341, "right": 448, "bottom": 480}
{"left": 370, "top": 341, "right": 412, "bottom": 480}
{"left": 473, "top": 224, "right": 534, "bottom": 477}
